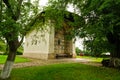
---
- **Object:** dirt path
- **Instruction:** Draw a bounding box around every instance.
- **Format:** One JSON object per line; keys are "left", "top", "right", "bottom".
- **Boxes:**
{"left": 0, "top": 57, "right": 102, "bottom": 70}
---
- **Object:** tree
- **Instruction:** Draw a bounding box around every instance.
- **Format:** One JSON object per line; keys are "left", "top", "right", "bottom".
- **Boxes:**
{"left": 0, "top": 0, "right": 42, "bottom": 79}
{"left": 47, "top": 0, "right": 120, "bottom": 67}
{"left": 83, "top": 37, "right": 109, "bottom": 57}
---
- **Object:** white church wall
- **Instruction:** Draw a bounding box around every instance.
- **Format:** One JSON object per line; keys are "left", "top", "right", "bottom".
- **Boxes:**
{"left": 48, "top": 27, "right": 54, "bottom": 54}
{"left": 23, "top": 26, "right": 51, "bottom": 60}
{"left": 48, "top": 27, "right": 55, "bottom": 59}
{"left": 72, "top": 40, "right": 76, "bottom": 58}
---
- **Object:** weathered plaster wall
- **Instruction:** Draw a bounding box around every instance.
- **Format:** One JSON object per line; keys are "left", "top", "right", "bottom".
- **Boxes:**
{"left": 72, "top": 40, "right": 76, "bottom": 58}
{"left": 48, "top": 26, "right": 55, "bottom": 59}
{"left": 23, "top": 27, "right": 51, "bottom": 60}
{"left": 48, "top": 27, "right": 55, "bottom": 54}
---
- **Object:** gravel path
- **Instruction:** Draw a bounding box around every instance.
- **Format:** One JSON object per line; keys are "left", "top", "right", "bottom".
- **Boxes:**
{"left": 0, "top": 57, "right": 102, "bottom": 70}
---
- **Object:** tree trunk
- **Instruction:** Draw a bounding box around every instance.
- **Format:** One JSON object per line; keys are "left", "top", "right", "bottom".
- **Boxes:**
{"left": 110, "top": 34, "right": 120, "bottom": 58}
{"left": 0, "top": 40, "right": 17, "bottom": 79}
{"left": 0, "top": 61, "right": 14, "bottom": 79}
{"left": 0, "top": 51, "right": 16, "bottom": 79}
{"left": 107, "top": 31, "right": 120, "bottom": 68}
{"left": 109, "top": 42, "right": 120, "bottom": 68}
{"left": 107, "top": 30, "right": 120, "bottom": 68}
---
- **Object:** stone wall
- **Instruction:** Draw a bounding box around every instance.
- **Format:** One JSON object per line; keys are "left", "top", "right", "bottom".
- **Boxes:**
{"left": 54, "top": 29, "right": 75, "bottom": 57}
{"left": 54, "top": 30, "right": 65, "bottom": 54}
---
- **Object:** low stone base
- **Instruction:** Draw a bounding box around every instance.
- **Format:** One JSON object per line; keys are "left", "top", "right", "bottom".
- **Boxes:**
{"left": 23, "top": 53, "right": 48, "bottom": 60}
{"left": 56, "top": 54, "right": 68, "bottom": 59}
{"left": 48, "top": 53, "right": 56, "bottom": 59}
{"left": 72, "top": 53, "right": 76, "bottom": 58}
{"left": 23, "top": 52, "right": 75, "bottom": 60}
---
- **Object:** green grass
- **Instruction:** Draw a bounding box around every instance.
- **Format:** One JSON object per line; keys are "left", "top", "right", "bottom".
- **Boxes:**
{"left": 2, "top": 63, "right": 120, "bottom": 80}
{"left": 0, "top": 40, "right": 6, "bottom": 52}
{"left": 0, "top": 55, "right": 30, "bottom": 64}
{"left": 77, "top": 56, "right": 103, "bottom": 62}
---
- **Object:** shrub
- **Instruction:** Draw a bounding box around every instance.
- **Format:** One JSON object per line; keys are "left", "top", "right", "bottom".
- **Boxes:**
{"left": 2, "top": 46, "right": 23, "bottom": 55}
{"left": 75, "top": 47, "right": 83, "bottom": 55}
{"left": 101, "top": 58, "right": 110, "bottom": 67}
{"left": 82, "top": 50, "right": 91, "bottom": 56}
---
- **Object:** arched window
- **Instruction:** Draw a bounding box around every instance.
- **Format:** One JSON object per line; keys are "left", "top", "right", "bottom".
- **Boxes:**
{"left": 58, "top": 39, "right": 61, "bottom": 45}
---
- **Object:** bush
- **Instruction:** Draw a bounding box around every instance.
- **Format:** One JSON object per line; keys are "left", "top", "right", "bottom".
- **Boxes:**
{"left": 3, "top": 51, "right": 23, "bottom": 55}
{"left": 16, "top": 51, "right": 23, "bottom": 55}
{"left": 75, "top": 47, "right": 83, "bottom": 55}
{"left": 101, "top": 58, "right": 110, "bottom": 67}
{"left": 17, "top": 46, "right": 23, "bottom": 55}
{"left": 2, "top": 46, "right": 23, "bottom": 55}
{"left": 82, "top": 50, "right": 91, "bottom": 56}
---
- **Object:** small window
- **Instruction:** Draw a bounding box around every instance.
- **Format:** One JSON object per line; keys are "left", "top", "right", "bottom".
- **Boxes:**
{"left": 58, "top": 39, "right": 61, "bottom": 45}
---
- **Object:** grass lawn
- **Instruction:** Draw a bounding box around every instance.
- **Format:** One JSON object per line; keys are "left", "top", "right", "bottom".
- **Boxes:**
{"left": 1, "top": 63, "right": 120, "bottom": 80}
{"left": 0, "top": 55, "right": 30, "bottom": 64}
{"left": 77, "top": 56, "right": 104, "bottom": 63}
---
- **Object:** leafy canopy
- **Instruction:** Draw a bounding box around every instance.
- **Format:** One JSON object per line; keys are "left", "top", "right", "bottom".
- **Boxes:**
{"left": 47, "top": 0, "right": 120, "bottom": 56}
{"left": 0, "top": 0, "right": 42, "bottom": 41}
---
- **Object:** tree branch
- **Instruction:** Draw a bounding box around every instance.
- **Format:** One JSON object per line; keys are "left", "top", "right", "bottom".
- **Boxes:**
{"left": 15, "top": 0, "right": 23, "bottom": 20}
{"left": 3, "top": 0, "right": 23, "bottom": 20}
{"left": 0, "top": 0, "right": 2, "bottom": 22}
{"left": 24, "top": 12, "right": 45, "bottom": 35}
{"left": 17, "top": 35, "right": 24, "bottom": 48}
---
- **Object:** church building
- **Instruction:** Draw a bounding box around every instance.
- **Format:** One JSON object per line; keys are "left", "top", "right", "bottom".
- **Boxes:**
{"left": 23, "top": 11, "right": 77, "bottom": 60}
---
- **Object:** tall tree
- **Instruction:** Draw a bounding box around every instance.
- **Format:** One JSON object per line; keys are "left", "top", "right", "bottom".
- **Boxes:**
{"left": 47, "top": 0, "right": 120, "bottom": 67}
{"left": 0, "top": 0, "right": 42, "bottom": 79}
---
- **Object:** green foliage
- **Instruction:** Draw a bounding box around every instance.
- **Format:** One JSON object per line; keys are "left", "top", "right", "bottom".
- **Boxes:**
{"left": 83, "top": 37, "right": 109, "bottom": 57}
{"left": 44, "top": 5, "right": 83, "bottom": 40}
{"left": 0, "top": 0, "right": 43, "bottom": 62}
{"left": 75, "top": 47, "right": 82, "bottom": 55}
{"left": 1, "top": 63, "right": 120, "bottom": 80}
{"left": 16, "top": 46, "right": 23, "bottom": 55}
{"left": 0, "top": 0, "right": 46, "bottom": 78}
{"left": 0, "top": 0, "right": 43, "bottom": 45}
{"left": 82, "top": 50, "right": 91, "bottom": 56}
{"left": 78, "top": 0, "right": 120, "bottom": 57}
